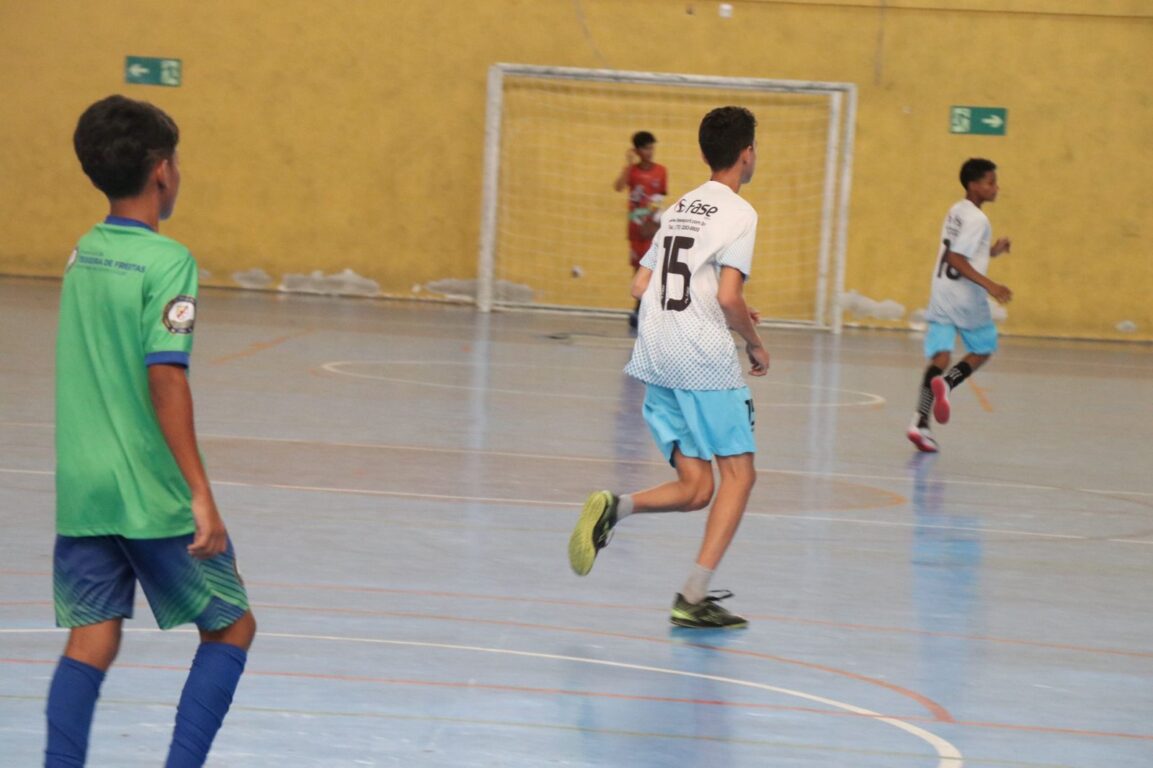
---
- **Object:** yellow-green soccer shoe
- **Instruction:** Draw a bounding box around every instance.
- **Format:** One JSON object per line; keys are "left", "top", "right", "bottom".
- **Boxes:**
{"left": 568, "top": 491, "right": 618, "bottom": 576}
{"left": 670, "top": 591, "right": 748, "bottom": 629}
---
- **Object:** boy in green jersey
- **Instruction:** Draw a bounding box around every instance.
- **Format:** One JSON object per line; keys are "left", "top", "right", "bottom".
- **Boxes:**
{"left": 46, "top": 95, "right": 256, "bottom": 767}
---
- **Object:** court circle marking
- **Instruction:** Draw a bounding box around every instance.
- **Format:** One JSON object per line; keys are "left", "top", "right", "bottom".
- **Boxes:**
{"left": 322, "top": 360, "right": 886, "bottom": 408}
{"left": 1, "top": 627, "right": 962, "bottom": 767}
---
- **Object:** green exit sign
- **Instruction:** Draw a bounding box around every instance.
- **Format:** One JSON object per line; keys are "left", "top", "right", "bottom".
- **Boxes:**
{"left": 950, "top": 106, "right": 1007, "bottom": 136}
{"left": 125, "top": 56, "right": 182, "bottom": 87}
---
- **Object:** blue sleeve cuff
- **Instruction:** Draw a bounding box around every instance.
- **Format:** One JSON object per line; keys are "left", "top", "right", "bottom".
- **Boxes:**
{"left": 145, "top": 351, "right": 190, "bottom": 368}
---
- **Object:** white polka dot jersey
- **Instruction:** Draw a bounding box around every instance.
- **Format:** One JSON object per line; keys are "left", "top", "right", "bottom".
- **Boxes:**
{"left": 624, "top": 180, "right": 757, "bottom": 391}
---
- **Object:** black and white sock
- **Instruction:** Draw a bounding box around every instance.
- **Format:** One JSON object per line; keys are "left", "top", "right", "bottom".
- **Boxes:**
{"left": 944, "top": 361, "right": 973, "bottom": 390}
{"left": 916, "top": 365, "right": 943, "bottom": 428}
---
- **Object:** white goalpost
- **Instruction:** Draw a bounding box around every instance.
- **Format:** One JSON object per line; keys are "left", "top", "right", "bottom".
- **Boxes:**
{"left": 478, "top": 64, "right": 857, "bottom": 332}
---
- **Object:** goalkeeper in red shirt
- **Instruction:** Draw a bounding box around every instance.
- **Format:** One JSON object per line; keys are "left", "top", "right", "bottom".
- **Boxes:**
{"left": 613, "top": 130, "right": 668, "bottom": 328}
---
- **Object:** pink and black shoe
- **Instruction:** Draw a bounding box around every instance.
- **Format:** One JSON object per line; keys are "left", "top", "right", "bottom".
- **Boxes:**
{"left": 907, "top": 416, "right": 939, "bottom": 453}
{"left": 930, "top": 376, "right": 951, "bottom": 424}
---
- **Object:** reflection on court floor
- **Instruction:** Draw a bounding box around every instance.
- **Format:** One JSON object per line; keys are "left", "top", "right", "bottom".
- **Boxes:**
{"left": 2, "top": 279, "right": 1151, "bottom": 767}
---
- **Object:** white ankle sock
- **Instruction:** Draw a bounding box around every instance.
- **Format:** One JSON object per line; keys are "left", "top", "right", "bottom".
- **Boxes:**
{"left": 615, "top": 494, "right": 635, "bottom": 520}
{"left": 681, "top": 564, "right": 714, "bottom": 604}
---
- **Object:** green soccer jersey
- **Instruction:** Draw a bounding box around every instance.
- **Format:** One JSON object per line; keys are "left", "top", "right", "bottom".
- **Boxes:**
{"left": 55, "top": 218, "right": 200, "bottom": 538}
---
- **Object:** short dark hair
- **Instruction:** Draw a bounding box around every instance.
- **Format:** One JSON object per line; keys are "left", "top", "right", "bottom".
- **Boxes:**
{"left": 631, "top": 131, "right": 656, "bottom": 149}
{"left": 73, "top": 95, "right": 179, "bottom": 199}
{"left": 960, "top": 158, "right": 996, "bottom": 189}
{"left": 698, "top": 107, "right": 756, "bottom": 171}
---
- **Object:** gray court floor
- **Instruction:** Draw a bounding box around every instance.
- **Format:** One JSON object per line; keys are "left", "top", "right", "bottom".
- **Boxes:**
{"left": 1, "top": 275, "right": 1151, "bottom": 767}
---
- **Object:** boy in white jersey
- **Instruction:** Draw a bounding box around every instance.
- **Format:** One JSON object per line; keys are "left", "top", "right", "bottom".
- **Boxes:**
{"left": 908, "top": 158, "right": 1012, "bottom": 452}
{"left": 569, "top": 107, "right": 769, "bottom": 629}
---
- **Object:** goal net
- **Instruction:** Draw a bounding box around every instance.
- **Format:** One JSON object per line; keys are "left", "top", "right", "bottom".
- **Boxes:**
{"left": 478, "top": 64, "right": 857, "bottom": 331}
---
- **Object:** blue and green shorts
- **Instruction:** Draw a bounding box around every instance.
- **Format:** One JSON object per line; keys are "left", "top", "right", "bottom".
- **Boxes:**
{"left": 53, "top": 534, "right": 249, "bottom": 631}
{"left": 643, "top": 384, "right": 756, "bottom": 465}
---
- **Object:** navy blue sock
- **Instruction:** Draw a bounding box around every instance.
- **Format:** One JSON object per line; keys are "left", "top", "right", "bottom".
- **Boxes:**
{"left": 45, "top": 656, "right": 105, "bottom": 768}
{"left": 165, "top": 642, "right": 248, "bottom": 768}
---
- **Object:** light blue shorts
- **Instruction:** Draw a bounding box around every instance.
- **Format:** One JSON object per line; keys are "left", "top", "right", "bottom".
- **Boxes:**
{"left": 924, "top": 321, "right": 998, "bottom": 357}
{"left": 643, "top": 384, "right": 756, "bottom": 465}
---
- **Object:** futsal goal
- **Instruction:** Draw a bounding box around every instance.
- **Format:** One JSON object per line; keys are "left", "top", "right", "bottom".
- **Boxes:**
{"left": 477, "top": 64, "right": 857, "bottom": 332}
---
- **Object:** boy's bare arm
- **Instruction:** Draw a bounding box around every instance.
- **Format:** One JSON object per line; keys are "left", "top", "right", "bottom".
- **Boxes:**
{"left": 613, "top": 148, "right": 637, "bottom": 191}
{"left": 717, "top": 266, "right": 769, "bottom": 375}
{"left": 945, "top": 251, "right": 1012, "bottom": 303}
{"left": 148, "top": 363, "right": 228, "bottom": 559}
{"left": 631, "top": 266, "right": 652, "bottom": 299}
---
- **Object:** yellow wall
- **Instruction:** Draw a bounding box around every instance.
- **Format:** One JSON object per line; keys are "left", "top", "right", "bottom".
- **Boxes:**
{"left": 1, "top": 0, "right": 1150, "bottom": 340}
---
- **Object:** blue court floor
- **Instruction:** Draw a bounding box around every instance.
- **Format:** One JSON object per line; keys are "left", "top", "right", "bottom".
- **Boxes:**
{"left": 1, "top": 276, "right": 1151, "bottom": 767}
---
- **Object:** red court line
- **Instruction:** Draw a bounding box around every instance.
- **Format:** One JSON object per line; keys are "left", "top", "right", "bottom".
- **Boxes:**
{"left": 208, "top": 331, "right": 313, "bottom": 366}
{"left": 3, "top": 657, "right": 1150, "bottom": 743}
{"left": 969, "top": 381, "right": 994, "bottom": 413}
{"left": 248, "top": 601, "right": 956, "bottom": 723}
{"left": 0, "top": 600, "right": 949, "bottom": 722}
{"left": 4, "top": 577, "right": 1150, "bottom": 660}
{"left": 247, "top": 581, "right": 1153, "bottom": 660}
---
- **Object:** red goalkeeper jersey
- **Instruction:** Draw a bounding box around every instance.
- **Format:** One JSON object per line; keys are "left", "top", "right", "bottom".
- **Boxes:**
{"left": 626, "top": 162, "right": 668, "bottom": 243}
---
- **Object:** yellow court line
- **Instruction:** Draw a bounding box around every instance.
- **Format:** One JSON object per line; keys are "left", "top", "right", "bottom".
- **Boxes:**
{"left": 209, "top": 330, "right": 314, "bottom": 366}
{"left": 969, "top": 380, "right": 994, "bottom": 413}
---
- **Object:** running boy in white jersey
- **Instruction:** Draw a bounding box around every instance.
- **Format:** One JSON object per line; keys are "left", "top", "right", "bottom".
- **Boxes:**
{"left": 569, "top": 107, "right": 769, "bottom": 629}
{"left": 907, "top": 158, "right": 1012, "bottom": 452}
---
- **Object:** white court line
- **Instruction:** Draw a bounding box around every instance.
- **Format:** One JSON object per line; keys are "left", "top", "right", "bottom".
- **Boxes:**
{"left": 0, "top": 627, "right": 963, "bottom": 766}
{"left": 556, "top": 332, "right": 1153, "bottom": 373}
{"left": 7, "top": 421, "right": 1149, "bottom": 500}
{"left": 3, "top": 466, "right": 1148, "bottom": 545}
{"left": 167, "top": 433, "right": 1153, "bottom": 499}
{"left": 1076, "top": 488, "right": 1153, "bottom": 498}
{"left": 213, "top": 480, "right": 578, "bottom": 508}
{"left": 0, "top": 467, "right": 571, "bottom": 508}
{"left": 750, "top": 513, "right": 1086, "bottom": 541}
{"left": 320, "top": 360, "right": 887, "bottom": 408}
{"left": 5, "top": 425, "right": 1151, "bottom": 539}
{"left": 993, "top": 350, "right": 1153, "bottom": 372}
{"left": 262, "top": 633, "right": 965, "bottom": 768}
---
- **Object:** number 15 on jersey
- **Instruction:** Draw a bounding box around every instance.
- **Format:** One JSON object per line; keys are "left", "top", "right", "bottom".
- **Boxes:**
{"left": 659, "top": 235, "right": 694, "bottom": 312}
